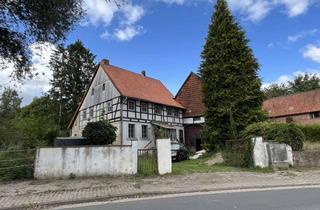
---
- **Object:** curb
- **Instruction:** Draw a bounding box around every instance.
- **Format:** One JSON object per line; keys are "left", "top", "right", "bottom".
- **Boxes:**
{"left": 3, "top": 183, "right": 320, "bottom": 210}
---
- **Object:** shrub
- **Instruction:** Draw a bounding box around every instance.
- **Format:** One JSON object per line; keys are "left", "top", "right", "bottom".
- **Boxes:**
{"left": 298, "top": 125, "right": 320, "bottom": 142}
{"left": 222, "top": 140, "right": 254, "bottom": 167}
{"left": 241, "top": 122, "right": 305, "bottom": 151}
{"left": 82, "top": 121, "right": 117, "bottom": 145}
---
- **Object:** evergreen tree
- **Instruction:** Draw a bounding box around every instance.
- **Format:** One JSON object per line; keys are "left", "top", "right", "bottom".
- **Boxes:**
{"left": 49, "top": 40, "right": 96, "bottom": 130}
{"left": 199, "top": 0, "right": 265, "bottom": 149}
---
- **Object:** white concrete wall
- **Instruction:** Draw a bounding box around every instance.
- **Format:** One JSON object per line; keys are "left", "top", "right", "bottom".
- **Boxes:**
{"left": 156, "top": 138, "right": 172, "bottom": 175}
{"left": 183, "top": 116, "right": 205, "bottom": 125}
{"left": 34, "top": 141, "right": 138, "bottom": 179}
{"left": 252, "top": 137, "right": 269, "bottom": 168}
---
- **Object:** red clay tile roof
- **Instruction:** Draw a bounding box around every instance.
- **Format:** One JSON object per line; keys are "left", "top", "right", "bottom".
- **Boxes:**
{"left": 263, "top": 89, "right": 320, "bottom": 117}
{"left": 101, "top": 63, "right": 184, "bottom": 109}
{"left": 175, "top": 72, "right": 205, "bottom": 117}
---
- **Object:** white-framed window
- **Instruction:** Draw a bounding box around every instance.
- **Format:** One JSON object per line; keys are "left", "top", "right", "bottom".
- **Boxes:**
{"left": 167, "top": 107, "right": 172, "bottom": 116}
{"left": 155, "top": 105, "right": 162, "bottom": 114}
{"left": 142, "top": 125, "right": 148, "bottom": 139}
{"left": 141, "top": 102, "right": 148, "bottom": 113}
{"left": 193, "top": 116, "right": 201, "bottom": 121}
{"left": 311, "top": 112, "right": 320, "bottom": 119}
{"left": 107, "top": 102, "right": 112, "bottom": 112}
{"left": 128, "top": 124, "right": 135, "bottom": 138}
{"left": 89, "top": 108, "right": 94, "bottom": 118}
{"left": 128, "top": 100, "right": 135, "bottom": 111}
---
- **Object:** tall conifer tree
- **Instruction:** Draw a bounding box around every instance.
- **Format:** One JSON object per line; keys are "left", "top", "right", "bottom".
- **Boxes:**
{"left": 199, "top": 0, "right": 265, "bottom": 149}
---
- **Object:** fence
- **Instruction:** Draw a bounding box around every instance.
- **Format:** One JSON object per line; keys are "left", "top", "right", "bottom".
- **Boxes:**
{"left": 137, "top": 149, "right": 158, "bottom": 175}
{"left": 0, "top": 148, "right": 36, "bottom": 180}
{"left": 223, "top": 139, "right": 250, "bottom": 167}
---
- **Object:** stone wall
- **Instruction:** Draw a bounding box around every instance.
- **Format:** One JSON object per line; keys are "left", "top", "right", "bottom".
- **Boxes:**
{"left": 270, "top": 113, "right": 320, "bottom": 125}
{"left": 252, "top": 137, "right": 293, "bottom": 168}
{"left": 293, "top": 151, "right": 320, "bottom": 167}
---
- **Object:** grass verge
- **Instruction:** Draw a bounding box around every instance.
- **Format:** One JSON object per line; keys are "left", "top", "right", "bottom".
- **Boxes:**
{"left": 172, "top": 152, "right": 273, "bottom": 175}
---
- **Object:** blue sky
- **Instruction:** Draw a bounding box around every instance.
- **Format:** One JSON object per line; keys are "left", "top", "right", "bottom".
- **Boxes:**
{"left": 2, "top": 0, "right": 320, "bottom": 105}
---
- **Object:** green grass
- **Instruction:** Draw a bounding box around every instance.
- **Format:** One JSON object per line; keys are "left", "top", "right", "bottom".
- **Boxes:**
{"left": 172, "top": 152, "right": 274, "bottom": 175}
{"left": 303, "top": 141, "right": 320, "bottom": 151}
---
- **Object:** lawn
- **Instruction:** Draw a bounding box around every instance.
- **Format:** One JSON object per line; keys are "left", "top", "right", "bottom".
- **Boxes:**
{"left": 303, "top": 141, "right": 320, "bottom": 151}
{"left": 172, "top": 152, "right": 274, "bottom": 174}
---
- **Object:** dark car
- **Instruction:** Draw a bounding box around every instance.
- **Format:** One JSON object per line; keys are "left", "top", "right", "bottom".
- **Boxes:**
{"left": 171, "top": 141, "right": 189, "bottom": 162}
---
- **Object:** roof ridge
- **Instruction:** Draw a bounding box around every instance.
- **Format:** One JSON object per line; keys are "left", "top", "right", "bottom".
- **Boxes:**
{"left": 265, "top": 88, "right": 320, "bottom": 101}
{"left": 103, "top": 63, "right": 161, "bottom": 82}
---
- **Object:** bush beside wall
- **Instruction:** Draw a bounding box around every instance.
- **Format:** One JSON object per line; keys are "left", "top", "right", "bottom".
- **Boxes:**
{"left": 298, "top": 125, "right": 320, "bottom": 142}
{"left": 241, "top": 122, "right": 305, "bottom": 151}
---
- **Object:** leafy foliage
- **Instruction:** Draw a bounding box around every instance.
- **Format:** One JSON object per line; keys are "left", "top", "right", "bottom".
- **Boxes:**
{"left": 241, "top": 122, "right": 305, "bottom": 151}
{"left": 82, "top": 121, "right": 117, "bottom": 145}
{"left": 199, "top": 0, "right": 265, "bottom": 150}
{"left": 12, "top": 96, "right": 60, "bottom": 148}
{"left": 263, "top": 73, "right": 320, "bottom": 99}
{"left": 0, "top": 0, "right": 84, "bottom": 80}
{"left": 298, "top": 125, "right": 320, "bottom": 142}
{"left": 49, "top": 40, "right": 96, "bottom": 130}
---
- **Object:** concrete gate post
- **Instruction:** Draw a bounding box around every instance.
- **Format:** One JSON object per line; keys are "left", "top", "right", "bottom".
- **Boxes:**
{"left": 156, "top": 138, "right": 172, "bottom": 175}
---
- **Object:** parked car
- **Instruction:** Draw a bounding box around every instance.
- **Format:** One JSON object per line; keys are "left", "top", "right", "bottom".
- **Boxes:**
{"left": 171, "top": 141, "right": 189, "bottom": 162}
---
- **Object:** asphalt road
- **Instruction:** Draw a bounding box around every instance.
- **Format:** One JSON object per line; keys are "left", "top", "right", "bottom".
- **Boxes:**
{"left": 60, "top": 187, "right": 320, "bottom": 210}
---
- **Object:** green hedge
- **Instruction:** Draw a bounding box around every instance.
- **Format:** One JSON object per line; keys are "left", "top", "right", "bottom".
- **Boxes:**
{"left": 241, "top": 122, "right": 305, "bottom": 151}
{"left": 298, "top": 125, "right": 320, "bottom": 142}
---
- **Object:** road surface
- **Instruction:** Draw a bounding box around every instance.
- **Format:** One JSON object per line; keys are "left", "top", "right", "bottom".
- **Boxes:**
{"left": 59, "top": 187, "right": 320, "bottom": 210}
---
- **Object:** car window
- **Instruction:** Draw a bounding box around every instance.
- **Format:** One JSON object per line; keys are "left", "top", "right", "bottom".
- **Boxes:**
{"left": 171, "top": 144, "right": 180, "bottom": 150}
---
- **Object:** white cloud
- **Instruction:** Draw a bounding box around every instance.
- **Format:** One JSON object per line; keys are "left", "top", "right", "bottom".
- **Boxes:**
{"left": 228, "top": 0, "right": 272, "bottom": 22}
{"left": 158, "top": 0, "right": 186, "bottom": 5}
{"left": 303, "top": 44, "right": 320, "bottom": 64}
{"left": 161, "top": 0, "right": 313, "bottom": 22}
{"left": 267, "top": 43, "right": 275, "bottom": 48}
{"left": 82, "top": 0, "right": 145, "bottom": 41}
{"left": 228, "top": 0, "right": 312, "bottom": 22}
{"left": 288, "top": 29, "right": 318, "bottom": 42}
{"left": 276, "top": 0, "right": 310, "bottom": 17}
{"left": 0, "top": 42, "right": 55, "bottom": 106}
{"left": 114, "top": 25, "right": 144, "bottom": 41}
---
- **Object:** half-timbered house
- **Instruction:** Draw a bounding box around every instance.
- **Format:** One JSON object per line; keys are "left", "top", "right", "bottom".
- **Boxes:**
{"left": 68, "top": 59, "right": 185, "bottom": 149}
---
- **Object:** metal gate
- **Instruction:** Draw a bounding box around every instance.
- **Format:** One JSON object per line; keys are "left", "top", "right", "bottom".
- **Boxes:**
{"left": 137, "top": 149, "right": 158, "bottom": 175}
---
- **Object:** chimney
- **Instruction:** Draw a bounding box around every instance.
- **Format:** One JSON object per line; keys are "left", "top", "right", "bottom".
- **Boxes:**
{"left": 101, "top": 59, "right": 109, "bottom": 65}
{"left": 141, "top": 70, "right": 146, "bottom": 77}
